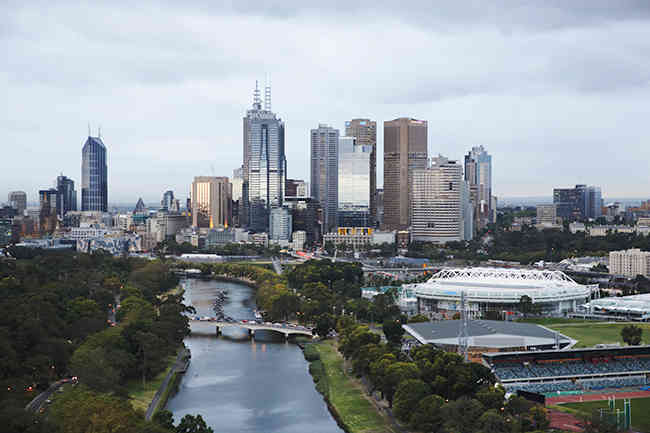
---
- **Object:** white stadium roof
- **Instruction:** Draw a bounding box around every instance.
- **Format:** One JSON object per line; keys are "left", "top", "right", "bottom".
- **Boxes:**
{"left": 413, "top": 267, "right": 596, "bottom": 304}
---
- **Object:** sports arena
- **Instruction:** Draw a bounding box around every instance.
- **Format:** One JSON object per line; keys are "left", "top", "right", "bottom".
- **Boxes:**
{"left": 411, "top": 267, "right": 598, "bottom": 318}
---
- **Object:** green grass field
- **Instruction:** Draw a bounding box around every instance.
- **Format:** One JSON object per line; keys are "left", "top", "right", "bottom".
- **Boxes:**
{"left": 518, "top": 317, "right": 591, "bottom": 326}
{"left": 547, "top": 323, "right": 650, "bottom": 348}
{"left": 126, "top": 355, "right": 176, "bottom": 413}
{"left": 558, "top": 397, "right": 650, "bottom": 432}
{"left": 312, "top": 340, "right": 394, "bottom": 433}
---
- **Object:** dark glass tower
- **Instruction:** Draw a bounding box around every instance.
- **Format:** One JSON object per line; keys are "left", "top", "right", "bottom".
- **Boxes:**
{"left": 81, "top": 136, "right": 108, "bottom": 212}
{"left": 56, "top": 174, "right": 77, "bottom": 218}
{"left": 242, "top": 82, "right": 286, "bottom": 232}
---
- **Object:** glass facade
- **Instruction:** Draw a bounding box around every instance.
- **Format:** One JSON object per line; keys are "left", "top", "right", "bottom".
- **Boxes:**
{"left": 311, "top": 124, "right": 339, "bottom": 232}
{"left": 338, "top": 136, "right": 371, "bottom": 227}
{"left": 56, "top": 175, "right": 77, "bottom": 218}
{"left": 81, "top": 136, "right": 108, "bottom": 212}
{"left": 242, "top": 85, "right": 286, "bottom": 232}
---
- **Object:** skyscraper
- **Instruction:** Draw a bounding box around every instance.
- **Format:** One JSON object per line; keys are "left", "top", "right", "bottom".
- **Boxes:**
{"left": 310, "top": 124, "right": 339, "bottom": 232}
{"left": 338, "top": 136, "right": 371, "bottom": 227}
{"left": 39, "top": 188, "right": 58, "bottom": 234}
{"left": 553, "top": 184, "right": 602, "bottom": 221}
{"left": 191, "top": 176, "right": 232, "bottom": 228}
{"left": 81, "top": 135, "right": 108, "bottom": 212}
{"left": 8, "top": 191, "right": 27, "bottom": 215}
{"left": 464, "top": 146, "right": 493, "bottom": 229}
{"left": 242, "top": 82, "right": 286, "bottom": 232}
{"left": 383, "top": 118, "right": 428, "bottom": 230}
{"left": 161, "top": 190, "right": 174, "bottom": 211}
{"left": 56, "top": 174, "right": 76, "bottom": 218}
{"left": 411, "top": 156, "right": 473, "bottom": 243}
{"left": 345, "top": 119, "right": 377, "bottom": 225}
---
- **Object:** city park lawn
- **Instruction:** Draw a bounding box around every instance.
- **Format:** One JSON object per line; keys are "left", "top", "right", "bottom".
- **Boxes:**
{"left": 556, "top": 397, "right": 650, "bottom": 432}
{"left": 126, "top": 355, "right": 176, "bottom": 413}
{"left": 546, "top": 322, "right": 650, "bottom": 348}
{"left": 314, "top": 340, "right": 394, "bottom": 433}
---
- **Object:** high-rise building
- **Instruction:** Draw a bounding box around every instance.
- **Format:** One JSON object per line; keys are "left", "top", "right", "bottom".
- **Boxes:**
{"left": 285, "top": 197, "right": 320, "bottom": 246}
{"left": 338, "top": 136, "right": 371, "bottom": 227}
{"left": 161, "top": 190, "right": 174, "bottom": 211}
{"left": 310, "top": 124, "right": 339, "bottom": 232}
{"left": 609, "top": 249, "right": 650, "bottom": 278}
{"left": 286, "top": 179, "right": 308, "bottom": 197}
{"left": 8, "top": 191, "right": 27, "bottom": 215}
{"left": 56, "top": 175, "right": 77, "bottom": 218}
{"left": 464, "top": 146, "right": 493, "bottom": 229}
{"left": 191, "top": 176, "right": 232, "bottom": 229}
{"left": 411, "top": 155, "right": 472, "bottom": 243}
{"left": 383, "top": 118, "right": 428, "bottom": 230}
{"left": 232, "top": 167, "right": 244, "bottom": 202}
{"left": 242, "top": 82, "right": 286, "bottom": 232}
{"left": 269, "top": 206, "right": 292, "bottom": 243}
{"left": 81, "top": 135, "right": 108, "bottom": 212}
{"left": 345, "top": 119, "right": 377, "bottom": 225}
{"left": 553, "top": 184, "right": 602, "bottom": 221}
{"left": 39, "top": 188, "right": 59, "bottom": 234}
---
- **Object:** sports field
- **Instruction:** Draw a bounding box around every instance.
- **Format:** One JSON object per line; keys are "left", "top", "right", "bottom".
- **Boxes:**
{"left": 558, "top": 396, "right": 650, "bottom": 432}
{"left": 547, "top": 322, "right": 650, "bottom": 348}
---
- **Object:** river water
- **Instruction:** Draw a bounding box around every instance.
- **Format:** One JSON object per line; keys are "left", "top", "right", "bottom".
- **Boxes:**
{"left": 166, "top": 279, "right": 342, "bottom": 433}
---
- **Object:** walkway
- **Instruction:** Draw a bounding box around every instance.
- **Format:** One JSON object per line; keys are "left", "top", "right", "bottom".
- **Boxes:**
{"left": 144, "top": 348, "right": 190, "bottom": 420}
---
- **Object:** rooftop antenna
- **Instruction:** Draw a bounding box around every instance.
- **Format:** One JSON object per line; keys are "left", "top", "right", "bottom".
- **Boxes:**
{"left": 253, "top": 80, "right": 261, "bottom": 109}
{"left": 98, "top": 125, "right": 102, "bottom": 139}
{"left": 264, "top": 74, "right": 271, "bottom": 111}
{"left": 88, "top": 123, "right": 91, "bottom": 136}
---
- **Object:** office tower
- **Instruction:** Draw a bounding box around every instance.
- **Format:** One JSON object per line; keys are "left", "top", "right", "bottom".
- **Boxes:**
{"left": 376, "top": 188, "right": 384, "bottom": 226}
{"left": 191, "top": 176, "right": 232, "bottom": 228}
{"left": 464, "top": 146, "right": 492, "bottom": 229}
{"left": 345, "top": 119, "right": 377, "bottom": 225}
{"left": 338, "top": 136, "right": 371, "bottom": 227}
{"left": 161, "top": 190, "right": 174, "bottom": 211}
{"left": 286, "top": 179, "right": 308, "bottom": 197}
{"left": 55, "top": 175, "right": 77, "bottom": 218}
{"left": 411, "top": 156, "right": 473, "bottom": 243}
{"left": 310, "top": 124, "right": 339, "bottom": 232}
{"left": 383, "top": 118, "right": 428, "bottom": 230}
{"left": 269, "top": 206, "right": 292, "bottom": 243}
{"left": 553, "top": 184, "right": 602, "bottom": 221}
{"left": 242, "top": 82, "right": 286, "bottom": 232}
{"left": 285, "top": 197, "right": 320, "bottom": 246}
{"left": 8, "top": 191, "right": 27, "bottom": 215}
{"left": 39, "top": 188, "right": 59, "bottom": 234}
{"left": 536, "top": 204, "right": 558, "bottom": 227}
{"left": 81, "top": 134, "right": 108, "bottom": 212}
{"left": 134, "top": 198, "right": 147, "bottom": 214}
{"left": 232, "top": 167, "right": 244, "bottom": 202}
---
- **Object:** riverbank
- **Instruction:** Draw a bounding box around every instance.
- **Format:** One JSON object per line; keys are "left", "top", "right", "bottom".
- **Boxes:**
{"left": 126, "top": 346, "right": 190, "bottom": 418}
{"left": 305, "top": 340, "right": 395, "bottom": 433}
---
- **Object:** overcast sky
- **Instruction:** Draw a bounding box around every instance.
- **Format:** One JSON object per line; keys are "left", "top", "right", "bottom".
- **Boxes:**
{"left": 3, "top": 0, "right": 650, "bottom": 206}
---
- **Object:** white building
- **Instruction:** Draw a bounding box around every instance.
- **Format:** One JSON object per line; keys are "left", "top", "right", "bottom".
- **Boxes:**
{"left": 291, "top": 230, "right": 306, "bottom": 251}
{"left": 569, "top": 222, "right": 586, "bottom": 234}
{"left": 536, "top": 204, "right": 559, "bottom": 228}
{"left": 609, "top": 249, "right": 650, "bottom": 278}
{"left": 269, "top": 207, "right": 292, "bottom": 243}
{"left": 590, "top": 225, "right": 635, "bottom": 237}
{"left": 410, "top": 155, "right": 472, "bottom": 243}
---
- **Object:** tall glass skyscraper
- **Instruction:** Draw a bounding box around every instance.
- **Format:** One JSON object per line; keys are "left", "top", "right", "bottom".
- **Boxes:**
{"left": 56, "top": 174, "right": 77, "bottom": 218}
{"left": 338, "top": 136, "right": 371, "bottom": 227}
{"left": 242, "top": 82, "right": 286, "bottom": 232}
{"left": 464, "top": 146, "right": 492, "bottom": 229}
{"left": 345, "top": 119, "right": 377, "bottom": 225}
{"left": 81, "top": 135, "right": 108, "bottom": 212}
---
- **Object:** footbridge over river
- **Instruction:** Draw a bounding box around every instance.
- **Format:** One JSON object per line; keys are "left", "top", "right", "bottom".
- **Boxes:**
{"left": 190, "top": 319, "right": 314, "bottom": 339}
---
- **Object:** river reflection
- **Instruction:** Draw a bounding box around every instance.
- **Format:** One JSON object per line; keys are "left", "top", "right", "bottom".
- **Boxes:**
{"left": 166, "top": 279, "right": 342, "bottom": 433}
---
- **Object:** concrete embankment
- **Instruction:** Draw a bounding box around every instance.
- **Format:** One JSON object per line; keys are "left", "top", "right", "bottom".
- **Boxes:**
{"left": 144, "top": 347, "right": 191, "bottom": 420}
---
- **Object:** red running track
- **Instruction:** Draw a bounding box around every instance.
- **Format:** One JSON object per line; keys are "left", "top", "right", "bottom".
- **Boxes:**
{"left": 547, "top": 390, "right": 650, "bottom": 405}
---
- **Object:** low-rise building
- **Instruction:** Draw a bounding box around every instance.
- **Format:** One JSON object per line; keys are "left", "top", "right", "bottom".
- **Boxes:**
{"left": 589, "top": 225, "right": 635, "bottom": 237}
{"left": 569, "top": 222, "right": 586, "bottom": 234}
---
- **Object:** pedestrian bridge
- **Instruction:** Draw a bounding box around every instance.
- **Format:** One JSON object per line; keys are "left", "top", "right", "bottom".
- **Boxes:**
{"left": 190, "top": 319, "right": 314, "bottom": 338}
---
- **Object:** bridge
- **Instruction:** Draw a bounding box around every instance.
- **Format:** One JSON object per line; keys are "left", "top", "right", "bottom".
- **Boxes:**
{"left": 190, "top": 319, "right": 314, "bottom": 339}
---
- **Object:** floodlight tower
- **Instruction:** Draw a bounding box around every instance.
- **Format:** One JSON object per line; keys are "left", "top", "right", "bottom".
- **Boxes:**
{"left": 458, "top": 290, "right": 470, "bottom": 362}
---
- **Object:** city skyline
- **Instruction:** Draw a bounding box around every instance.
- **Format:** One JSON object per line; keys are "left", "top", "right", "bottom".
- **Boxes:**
{"left": 3, "top": 2, "right": 650, "bottom": 203}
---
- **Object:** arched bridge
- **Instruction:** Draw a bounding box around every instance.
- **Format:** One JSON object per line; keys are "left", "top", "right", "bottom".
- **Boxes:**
{"left": 190, "top": 319, "right": 314, "bottom": 339}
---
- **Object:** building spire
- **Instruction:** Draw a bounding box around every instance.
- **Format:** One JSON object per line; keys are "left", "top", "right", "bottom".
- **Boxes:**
{"left": 264, "top": 75, "right": 271, "bottom": 111}
{"left": 253, "top": 80, "right": 261, "bottom": 109}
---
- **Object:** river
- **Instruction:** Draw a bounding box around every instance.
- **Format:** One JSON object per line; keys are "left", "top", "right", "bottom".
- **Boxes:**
{"left": 166, "top": 278, "right": 342, "bottom": 433}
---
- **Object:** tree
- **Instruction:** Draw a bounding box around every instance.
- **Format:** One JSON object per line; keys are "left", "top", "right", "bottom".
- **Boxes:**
{"left": 382, "top": 318, "right": 404, "bottom": 346}
{"left": 393, "top": 379, "right": 430, "bottom": 422}
{"left": 313, "top": 314, "right": 336, "bottom": 338}
{"left": 621, "top": 324, "right": 642, "bottom": 345}
{"left": 153, "top": 410, "right": 175, "bottom": 429}
{"left": 408, "top": 314, "right": 430, "bottom": 323}
{"left": 477, "top": 409, "right": 511, "bottom": 433}
{"left": 175, "top": 414, "right": 214, "bottom": 433}
{"left": 518, "top": 295, "right": 533, "bottom": 317}
{"left": 409, "top": 394, "right": 445, "bottom": 432}
{"left": 442, "top": 398, "right": 485, "bottom": 433}
{"left": 384, "top": 362, "right": 420, "bottom": 406}
{"left": 582, "top": 409, "right": 618, "bottom": 433}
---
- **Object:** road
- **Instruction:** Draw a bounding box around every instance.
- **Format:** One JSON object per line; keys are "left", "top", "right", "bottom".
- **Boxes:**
{"left": 25, "top": 379, "right": 71, "bottom": 413}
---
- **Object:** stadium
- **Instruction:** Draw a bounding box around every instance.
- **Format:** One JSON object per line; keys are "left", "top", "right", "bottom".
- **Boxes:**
{"left": 578, "top": 293, "right": 650, "bottom": 321}
{"left": 411, "top": 267, "right": 599, "bottom": 318}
